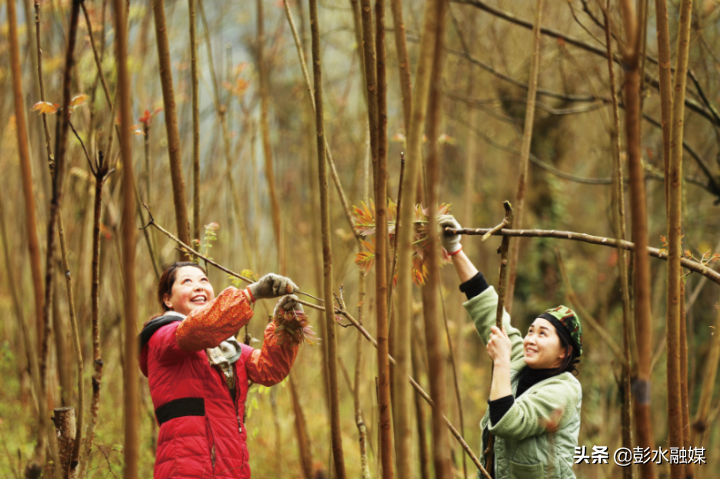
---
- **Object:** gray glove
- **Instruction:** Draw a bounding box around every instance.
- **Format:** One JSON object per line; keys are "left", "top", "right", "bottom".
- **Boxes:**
{"left": 436, "top": 214, "right": 462, "bottom": 254}
{"left": 247, "top": 273, "right": 299, "bottom": 301}
{"left": 273, "top": 294, "right": 303, "bottom": 316}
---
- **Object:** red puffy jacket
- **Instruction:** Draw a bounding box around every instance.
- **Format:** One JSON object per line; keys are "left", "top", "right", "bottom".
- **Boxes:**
{"left": 139, "top": 287, "right": 299, "bottom": 478}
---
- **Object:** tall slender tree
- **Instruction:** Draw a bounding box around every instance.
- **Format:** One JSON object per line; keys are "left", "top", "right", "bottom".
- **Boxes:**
{"left": 8, "top": 0, "right": 45, "bottom": 349}
{"left": 505, "top": 0, "right": 543, "bottom": 314}
{"left": 618, "top": 2, "right": 656, "bottom": 478}
{"left": 666, "top": 2, "right": 694, "bottom": 479}
{"left": 114, "top": 0, "right": 140, "bottom": 476}
{"left": 151, "top": 0, "right": 192, "bottom": 253}
{"left": 397, "top": 0, "right": 450, "bottom": 476}
{"left": 309, "top": 0, "right": 346, "bottom": 476}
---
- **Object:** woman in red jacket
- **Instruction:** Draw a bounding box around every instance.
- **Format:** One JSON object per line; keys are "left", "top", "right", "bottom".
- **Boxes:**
{"left": 139, "top": 262, "right": 304, "bottom": 478}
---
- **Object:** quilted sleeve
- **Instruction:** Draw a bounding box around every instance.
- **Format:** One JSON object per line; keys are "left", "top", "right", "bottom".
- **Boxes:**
{"left": 488, "top": 377, "right": 581, "bottom": 441}
{"left": 245, "top": 321, "right": 300, "bottom": 387}
{"left": 463, "top": 286, "right": 524, "bottom": 363}
{"left": 175, "top": 286, "right": 254, "bottom": 351}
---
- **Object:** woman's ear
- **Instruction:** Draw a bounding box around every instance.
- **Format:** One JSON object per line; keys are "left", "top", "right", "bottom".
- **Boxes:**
{"left": 558, "top": 345, "right": 571, "bottom": 361}
{"left": 163, "top": 294, "right": 173, "bottom": 310}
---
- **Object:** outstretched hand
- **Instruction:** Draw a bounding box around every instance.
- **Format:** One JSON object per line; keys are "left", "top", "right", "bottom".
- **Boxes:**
{"left": 248, "top": 273, "right": 299, "bottom": 301}
{"left": 486, "top": 326, "right": 512, "bottom": 367}
{"left": 273, "top": 294, "right": 303, "bottom": 315}
{"left": 436, "top": 214, "right": 462, "bottom": 254}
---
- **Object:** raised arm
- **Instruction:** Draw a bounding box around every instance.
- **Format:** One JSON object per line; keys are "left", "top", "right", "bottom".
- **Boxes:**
{"left": 438, "top": 214, "right": 523, "bottom": 360}
{"left": 245, "top": 295, "right": 304, "bottom": 386}
{"left": 176, "top": 286, "right": 255, "bottom": 351}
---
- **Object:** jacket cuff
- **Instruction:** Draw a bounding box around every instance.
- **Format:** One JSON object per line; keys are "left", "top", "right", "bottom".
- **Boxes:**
{"left": 459, "top": 271, "right": 490, "bottom": 300}
{"left": 243, "top": 287, "right": 256, "bottom": 303}
{"left": 488, "top": 395, "right": 515, "bottom": 426}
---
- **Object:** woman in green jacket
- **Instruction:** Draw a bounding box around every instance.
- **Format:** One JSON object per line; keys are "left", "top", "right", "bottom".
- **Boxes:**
{"left": 439, "top": 215, "right": 584, "bottom": 479}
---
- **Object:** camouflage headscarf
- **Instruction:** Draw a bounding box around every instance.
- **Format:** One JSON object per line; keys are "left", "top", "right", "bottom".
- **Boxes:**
{"left": 538, "top": 305, "right": 583, "bottom": 357}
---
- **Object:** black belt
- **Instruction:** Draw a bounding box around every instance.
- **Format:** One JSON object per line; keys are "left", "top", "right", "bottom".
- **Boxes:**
{"left": 156, "top": 397, "right": 205, "bottom": 426}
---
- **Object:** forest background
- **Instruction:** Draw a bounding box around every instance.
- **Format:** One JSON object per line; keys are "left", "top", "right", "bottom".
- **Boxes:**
{"left": 0, "top": 0, "right": 719, "bottom": 477}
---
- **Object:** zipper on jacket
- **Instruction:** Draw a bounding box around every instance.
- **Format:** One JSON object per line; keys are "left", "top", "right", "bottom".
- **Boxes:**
{"left": 213, "top": 366, "right": 243, "bottom": 436}
{"left": 205, "top": 416, "right": 216, "bottom": 472}
{"left": 232, "top": 363, "right": 243, "bottom": 435}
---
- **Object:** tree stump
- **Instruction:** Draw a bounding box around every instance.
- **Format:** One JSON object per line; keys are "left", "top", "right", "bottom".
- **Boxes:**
{"left": 53, "top": 407, "right": 77, "bottom": 479}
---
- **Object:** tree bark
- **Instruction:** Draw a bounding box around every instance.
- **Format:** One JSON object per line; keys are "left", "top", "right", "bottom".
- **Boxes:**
{"left": 79, "top": 162, "right": 112, "bottom": 479}
{"left": 151, "top": 0, "right": 192, "bottom": 255}
{"left": 53, "top": 408, "right": 77, "bottom": 479}
{"left": 309, "top": 0, "right": 346, "bottom": 476}
{"left": 390, "top": 0, "right": 412, "bottom": 131}
{"left": 605, "top": 7, "right": 634, "bottom": 478}
{"left": 665, "top": 2, "right": 694, "bottom": 478}
{"left": 653, "top": 0, "right": 673, "bottom": 201}
{"left": 8, "top": 0, "right": 45, "bottom": 355}
{"left": 395, "top": 0, "right": 446, "bottom": 473}
{"left": 505, "top": 0, "right": 543, "bottom": 314}
{"left": 289, "top": 370, "right": 314, "bottom": 479}
{"left": 360, "top": 0, "right": 393, "bottom": 476}
{"left": 189, "top": 0, "right": 201, "bottom": 242}
{"left": 419, "top": 0, "right": 452, "bottom": 476}
{"left": 114, "top": 0, "right": 140, "bottom": 475}
{"left": 618, "top": 1, "right": 656, "bottom": 477}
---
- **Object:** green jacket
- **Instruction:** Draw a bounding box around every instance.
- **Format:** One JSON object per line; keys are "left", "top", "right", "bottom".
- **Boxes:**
{"left": 465, "top": 287, "right": 581, "bottom": 479}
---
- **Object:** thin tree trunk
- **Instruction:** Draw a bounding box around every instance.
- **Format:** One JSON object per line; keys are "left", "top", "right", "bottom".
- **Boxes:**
{"left": 653, "top": 0, "right": 673, "bottom": 198}
{"left": 666, "top": 2, "right": 694, "bottom": 478}
{"left": 57, "top": 215, "right": 84, "bottom": 478}
{"left": 360, "top": 0, "right": 393, "bottom": 476}
{"left": 114, "top": 0, "right": 140, "bottom": 474}
{"left": 257, "top": 0, "right": 283, "bottom": 268}
{"left": 349, "top": 0, "right": 368, "bottom": 107}
{"left": 309, "top": 1, "right": 346, "bottom": 476}
{"left": 289, "top": 370, "right": 314, "bottom": 479}
{"left": 411, "top": 321, "right": 430, "bottom": 479}
{"left": 78, "top": 161, "right": 112, "bottom": 479}
{"left": 39, "top": 1, "right": 83, "bottom": 476}
{"left": 484, "top": 203, "right": 513, "bottom": 475}
{"left": 197, "top": 0, "right": 256, "bottom": 271}
{"left": 505, "top": 0, "right": 543, "bottom": 314}
{"left": 394, "top": 0, "right": 442, "bottom": 468}
{"left": 619, "top": 2, "right": 656, "bottom": 478}
{"left": 679, "top": 285, "right": 693, "bottom": 479}
{"left": 389, "top": 0, "right": 412, "bottom": 131}
{"left": 151, "top": 0, "right": 192, "bottom": 255}
{"left": 8, "top": 0, "right": 45, "bottom": 357}
{"left": 419, "top": 0, "right": 452, "bottom": 476}
{"left": 52, "top": 280, "right": 72, "bottom": 407}
{"left": 440, "top": 292, "right": 466, "bottom": 479}
{"left": 281, "top": 0, "right": 359, "bottom": 234}
{"left": 53, "top": 408, "right": 77, "bottom": 479}
{"left": 354, "top": 278, "right": 372, "bottom": 479}
{"left": 189, "top": 0, "right": 201, "bottom": 242}
{"left": 605, "top": 7, "right": 634, "bottom": 478}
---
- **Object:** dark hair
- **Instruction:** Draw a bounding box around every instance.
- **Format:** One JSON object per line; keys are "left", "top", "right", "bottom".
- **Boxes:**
{"left": 149, "top": 262, "right": 207, "bottom": 321}
{"left": 551, "top": 331, "right": 580, "bottom": 376}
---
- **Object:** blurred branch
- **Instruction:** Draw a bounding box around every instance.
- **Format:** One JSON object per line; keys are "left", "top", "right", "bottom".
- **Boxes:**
{"left": 454, "top": 115, "right": 713, "bottom": 191}
{"left": 448, "top": 227, "right": 720, "bottom": 285}
{"left": 453, "top": 0, "right": 720, "bottom": 128}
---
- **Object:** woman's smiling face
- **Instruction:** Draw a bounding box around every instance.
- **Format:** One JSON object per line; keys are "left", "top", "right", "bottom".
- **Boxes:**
{"left": 163, "top": 266, "right": 215, "bottom": 316}
{"left": 523, "top": 318, "right": 567, "bottom": 369}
